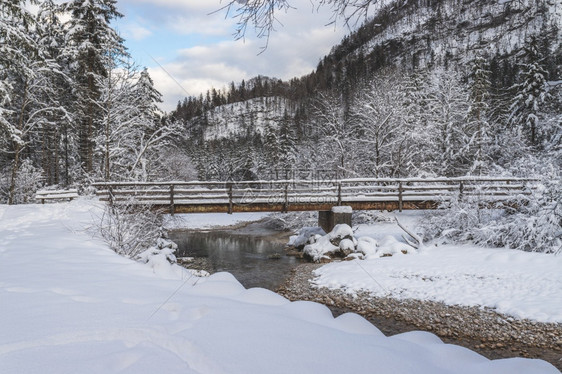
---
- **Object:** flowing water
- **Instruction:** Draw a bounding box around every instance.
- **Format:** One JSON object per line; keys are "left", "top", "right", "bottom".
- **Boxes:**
{"left": 169, "top": 228, "right": 300, "bottom": 290}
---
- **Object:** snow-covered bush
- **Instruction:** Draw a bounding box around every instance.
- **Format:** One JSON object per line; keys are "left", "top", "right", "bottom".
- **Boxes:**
{"left": 265, "top": 211, "right": 318, "bottom": 231}
{"left": 422, "top": 178, "right": 561, "bottom": 254}
{"left": 481, "top": 178, "right": 561, "bottom": 254}
{"left": 136, "top": 237, "right": 210, "bottom": 279}
{"left": 0, "top": 159, "right": 43, "bottom": 204}
{"left": 421, "top": 190, "right": 502, "bottom": 244}
{"left": 95, "top": 199, "right": 164, "bottom": 258}
{"left": 136, "top": 238, "right": 178, "bottom": 265}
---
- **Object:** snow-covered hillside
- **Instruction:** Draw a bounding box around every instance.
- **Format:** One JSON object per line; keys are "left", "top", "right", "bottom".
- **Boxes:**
{"left": 201, "top": 97, "right": 295, "bottom": 140}
{"left": 337, "top": 0, "right": 561, "bottom": 71}
{"left": 0, "top": 200, "right": 559, "bottom": 373}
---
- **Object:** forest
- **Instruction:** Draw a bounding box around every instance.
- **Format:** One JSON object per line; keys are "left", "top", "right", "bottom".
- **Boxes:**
{"left": 1, "top": 0, "right": 560, "bottom": 253}
{"left": 1, "top": 0, "right": 170, "bottom": 204}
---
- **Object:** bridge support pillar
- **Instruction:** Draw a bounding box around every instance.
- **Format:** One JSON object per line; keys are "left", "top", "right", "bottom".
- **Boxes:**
{"left": 318, "top": 206, "right": 352, "bottom": 233}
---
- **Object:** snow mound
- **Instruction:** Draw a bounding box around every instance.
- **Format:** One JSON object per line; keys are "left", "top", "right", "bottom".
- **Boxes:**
{"left": 328, "top": 223, "right": 355, "bottom": 241}
{"left": 303, "top": 234, "right": 340, "bottom": 262}
{"left": 288, "top": 226, "right": 326, "bottom": 248}
{"left": 0, "top": 202, "right": 559, "bottom": 373}
{"left": 357, "top": 236, "right": 379, "bottom": 259}
{"left": 302, "top": 223, "right": 417, "bottom": 262}
{"left": 136, "top": 238, "right": 207, "bottom": 280}
{"left": 333, "top": 312, "right": 385, "bottom": 336}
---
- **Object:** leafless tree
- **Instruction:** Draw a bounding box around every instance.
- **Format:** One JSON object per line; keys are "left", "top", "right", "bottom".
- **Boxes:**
{"left": 93, "top": 199, "right": 164, "bottom": 259}
{"left": 312, "top": 92, "right": 357, "bottom": 177}
{"left": 351, "top": 72, "right": 408, "bottom": 177}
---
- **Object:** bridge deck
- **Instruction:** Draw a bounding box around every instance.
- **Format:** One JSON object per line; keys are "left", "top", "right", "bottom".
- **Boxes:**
{"left": 93, "top": 177, "right": 536, "bottom": 214}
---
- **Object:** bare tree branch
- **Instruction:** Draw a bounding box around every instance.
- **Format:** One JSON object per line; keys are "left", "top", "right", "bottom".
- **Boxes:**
{"left": 218, "top": 0, "right": 377, "bottom": 44}
{"left": 395, "top": 216, "right": 425, "bottom": 250}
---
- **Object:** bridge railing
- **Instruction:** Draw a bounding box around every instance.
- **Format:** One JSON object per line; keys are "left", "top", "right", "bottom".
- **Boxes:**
{"left": 92, "top": 177, "right": 538, "bottom": 213}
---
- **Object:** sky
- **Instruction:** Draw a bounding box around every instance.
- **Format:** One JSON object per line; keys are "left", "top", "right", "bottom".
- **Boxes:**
{"left": 112, "top": 0, "right": 351, "bottom": 112}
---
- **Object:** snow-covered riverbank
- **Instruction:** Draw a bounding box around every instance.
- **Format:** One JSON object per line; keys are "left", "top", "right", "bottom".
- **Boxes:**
{"left": 0, "top": 200, "right": 559, "bottom": 373}
{"left": 278, "top": 263, "right": 562, "bottom": 370}
{"left": 311, "top": 216, "right": 562, "bottom": 323}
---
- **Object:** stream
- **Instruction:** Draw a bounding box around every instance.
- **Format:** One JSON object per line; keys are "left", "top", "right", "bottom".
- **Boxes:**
{"left": 168, "top": 225, "right": 561, "bottom": 371}
{"left": 169, "top": 226, "right": 300, "bottom": 290}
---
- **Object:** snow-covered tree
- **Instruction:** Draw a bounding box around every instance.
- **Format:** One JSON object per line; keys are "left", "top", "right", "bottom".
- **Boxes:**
{"left": 1, "top": 1, "right": 73, "bottom": 203}
{"left": 6, "top": 54, "right": 72, "bottom": 204}
{"left": 351, "top": 71, "right": 408, "bottom": 177}
{"left": 62, "top": 0, "right": 124, "bottom": 176}
{"left": 312, "top": 92, "right": 356, "bottom": 177}
{"left": 263, "top": 124, "right": 280, "bottom": 172}
{"left": 399, "top": 71, "right": 434, "bottom": 176}
{"left": 510, "top": 41, "right": 550, "bottom": 148}
{"left": 98, "top": 61, "right": 175, "bottom": 182}
{"left": 32, "top": 0, "right": 79, "bottom": 187}
{"left": 278, "top": 110, "right": 297, "bottom": 174}
{"left": 424, "top": 68, "right": 471, "bottom": 176}
{"left": 0, "top": 0, "right": 36, "bottom": 159}
{"left": 467, "top": 56, "right": 492, "bottom": 175}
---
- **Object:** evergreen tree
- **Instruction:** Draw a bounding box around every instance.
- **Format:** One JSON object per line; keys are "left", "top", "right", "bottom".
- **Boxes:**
{"left": 62, "top": 0, "right": 124, "bottom": 176}
{"left": 401, "top": 71, "right": 432, "bottom": 176}
{"left": 510, "top": 41, "right": 550, "bottom": 148}
{"left": 278, "top": 110, "right": 297, "bottom": 175}
{"left": 467, "top": 56, "right": 492, "bottom": 175}
{"left": 35, "top": 0, "right": 76, "bottom": 186}
{"left": 0, "top": 0, "right": 36, "bottom": 154}
{"left": 263, "top": 124, "right": 280, "bottom": 173}
{"left": 0, "top": 1, "right": 70, "bottom": 203}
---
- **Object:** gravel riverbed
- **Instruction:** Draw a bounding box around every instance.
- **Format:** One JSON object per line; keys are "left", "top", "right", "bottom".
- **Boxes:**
{"left": 276, "top": 263, "right": 562, "bottom": 371}
{"left": 172, "top": 220, "right": 561, "bottom": 371}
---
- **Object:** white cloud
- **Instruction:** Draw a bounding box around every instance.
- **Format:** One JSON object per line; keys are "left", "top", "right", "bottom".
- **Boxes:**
{"left": 121, "top": 22, "right": 152, "bottom": 41}
{"left": 119, "top": 0, "right": 350, "bottom": 111}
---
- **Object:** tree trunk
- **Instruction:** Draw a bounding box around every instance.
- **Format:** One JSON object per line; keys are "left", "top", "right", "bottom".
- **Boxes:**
{"left": 54, "top": 127, "right": 60, "bottom": 185}
{"left": 8, "top": 81, "right": 28, "bottom": 205}
{"left": 63, "top": 122, "right": 70, "bottom": 187}
{"left": 8, "top": 144, "right": 21, "bottom": 205}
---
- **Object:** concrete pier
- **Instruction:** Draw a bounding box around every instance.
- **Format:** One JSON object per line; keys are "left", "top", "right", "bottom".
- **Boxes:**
{"left": 318, "top": 206, "right": 352, "bottom": 233}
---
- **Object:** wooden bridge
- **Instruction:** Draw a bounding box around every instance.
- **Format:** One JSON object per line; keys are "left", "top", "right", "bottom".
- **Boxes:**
{"left": 92, "top": 177, "right": 537, "bottom": 216}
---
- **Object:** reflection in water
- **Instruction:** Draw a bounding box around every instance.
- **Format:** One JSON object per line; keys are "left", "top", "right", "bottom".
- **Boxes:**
{"left": 169, "top": 231, "right": 299, "bottom": 290}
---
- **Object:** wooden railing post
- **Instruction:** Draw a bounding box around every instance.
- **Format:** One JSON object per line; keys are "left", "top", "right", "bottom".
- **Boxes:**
{"left": 169, "top": 184, "right": 175, "bottom": 215}
{"left": 398, "top": 181, "right": 403, "bottom": 212}
{"left": 337, "top": 182, "right": 342, "bottom": 206}
{"left": 227, "top": 182, "right": 233, "bottom": 214}
{"left": 459, "top": 181, "right": 464, "bottom": 201}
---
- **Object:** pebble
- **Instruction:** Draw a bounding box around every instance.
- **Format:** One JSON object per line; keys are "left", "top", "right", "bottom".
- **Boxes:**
{"left": 276, "top": 263, "right": 562, "bottom": 371}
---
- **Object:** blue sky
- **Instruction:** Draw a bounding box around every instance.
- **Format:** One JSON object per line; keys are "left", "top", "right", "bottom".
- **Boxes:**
{"left": 112, "top": 0, "right": 349, "bottom": 111}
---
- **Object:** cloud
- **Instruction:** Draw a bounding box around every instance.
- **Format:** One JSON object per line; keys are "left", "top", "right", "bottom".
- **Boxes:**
{"left": 121, "top": 22, "right": 152, "bottom": 41}
{"left": 117, "top": 0, "right": 350, "bottom": 111}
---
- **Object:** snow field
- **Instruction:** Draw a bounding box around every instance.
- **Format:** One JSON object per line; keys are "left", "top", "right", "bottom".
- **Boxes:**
{"left": 312, "top": 214, "right": 562, "bottom": 323}
{"left": 0, "top": 200, "right": 558, "bottom": 373}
